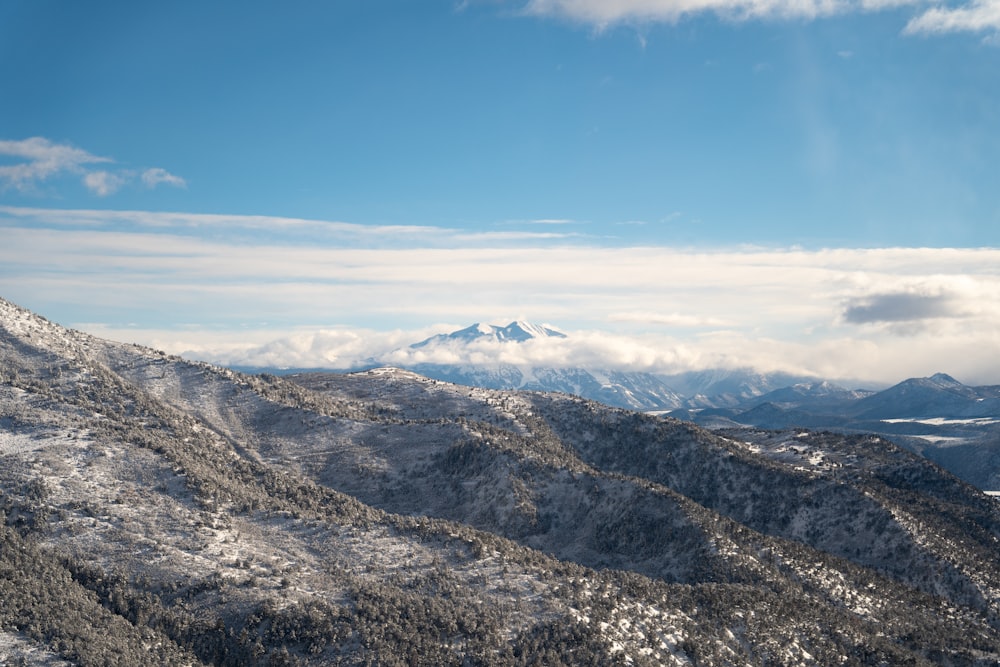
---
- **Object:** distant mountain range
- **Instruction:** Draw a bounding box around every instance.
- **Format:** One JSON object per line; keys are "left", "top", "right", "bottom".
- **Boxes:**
{"left": 4, "top": 296, "right": 1000, "bottom": 664}
{"left": 375, "top": 322, "right": 1000, "bottom": 491}
{"left": 237, "top": 321, "right": 1000, "bottom": 491}
{"left": 369, "top": 321, "right": 830, "bottom": 412}
{"left": 236, "top": 321, "right": 847, "bottom": 411}
{"left": 673, "top": 372, "right": 1000, "bottom": 491}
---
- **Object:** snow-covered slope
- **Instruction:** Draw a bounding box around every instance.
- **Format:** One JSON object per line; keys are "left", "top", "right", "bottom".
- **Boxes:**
{"left": 4, "top": 297, "right": 1000, "bottom": 665}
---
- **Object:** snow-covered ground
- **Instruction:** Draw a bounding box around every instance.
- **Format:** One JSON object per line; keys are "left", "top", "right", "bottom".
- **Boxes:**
{"left": 0, "top": 632, "right": 73, "bottom": 666}
{"left": 6, "top": 296, "right": 1000, "bottom": 665}
{"left": 882, "top": 417, "right": 1000, "bottom": 426}
{"left": 724, "top": 431, "right": 843, "bottom": 474}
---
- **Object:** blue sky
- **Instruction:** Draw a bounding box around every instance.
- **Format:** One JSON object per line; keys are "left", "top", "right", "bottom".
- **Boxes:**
{"left": 2, "top": 1, "right": 1000, "bottom": 384}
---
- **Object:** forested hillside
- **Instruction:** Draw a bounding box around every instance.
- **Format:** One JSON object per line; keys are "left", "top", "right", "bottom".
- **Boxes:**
{"left": 3, "top": 297, "right": 1000, "bottom": 666}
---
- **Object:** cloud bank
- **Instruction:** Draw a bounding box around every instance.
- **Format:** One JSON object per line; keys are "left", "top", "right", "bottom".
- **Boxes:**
{"left": 2, "top": 206, "right": 999, "bottom": 384}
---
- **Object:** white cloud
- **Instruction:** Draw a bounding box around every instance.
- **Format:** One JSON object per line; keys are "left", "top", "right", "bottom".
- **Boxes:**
{"left": 3, "top": 207, "right": 1000, "bottom": 384}
{"left": 190, "top": 328, "right": 416, "bottom": 370}
{"left": 83, "top": 171, "right": 127, "bottom": 197}
{"left": 119, "top": 318, "right": 1000, "bottom": 386}
{"left": 520, "top": 0, "right": 1000, "bottom": 38}
{"left": 0, "top": 137, "right": 185, "bottom": 197}
{"left": 904, "top": 0, "right": 1000, "bottom": 35}
{"left": 0, "top": 205, "right": 450, "bottom": 238}
{"left": 141, "top": 167, "right": 187, "bottom": 189}
{"left": 521, "top": 0, "right": 909, "bottom": 25}
{"left": 0, "top": 137, "right": 110, "bottom": 191}
{"left": 607, "top": 310, "right": 735, "bottom": 327}
{"left": 377, "top": 330, "right": 695, "bottom": 371}
{"left": 452, "top": 230, "right": 579, "bottom": 241}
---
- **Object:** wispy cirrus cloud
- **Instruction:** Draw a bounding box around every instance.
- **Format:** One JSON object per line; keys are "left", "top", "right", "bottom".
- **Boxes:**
{"left": 0, "top": 206, "right": 572, "bottom": 246}
{"left": 0, "top": 137, "right": 110, "bottom": 192}
{"left": 608, "top": 310, "right": 735, "bottom": 327}
{"left": 452, "top": 230, "right": 580, "bottom": 242}
{"left": 519, "top": 0, "right": 1000, "bottom": 39}
{"left": 521, "top": 0, "right": 912, "bottom": 24}
{"left": 0, "top": 137, "right": 185, "bottom": 196}
{"left": 141, "top": 167, "right": 187, "bottom": 189}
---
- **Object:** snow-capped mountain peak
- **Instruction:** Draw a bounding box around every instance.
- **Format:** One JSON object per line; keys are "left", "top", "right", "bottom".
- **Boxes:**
{"left": 411, "top": 321, "right": 567, "bottom": 348}
{"left": 497, "top": 320, "right": 566, "bottom": 342}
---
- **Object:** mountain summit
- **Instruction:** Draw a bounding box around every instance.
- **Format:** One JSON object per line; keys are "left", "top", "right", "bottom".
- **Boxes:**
{"left": 393, "top": 321, "right": 682, "bottom": 410}
{"left": 411, "top": 321, "right": 567, "bottom": 348}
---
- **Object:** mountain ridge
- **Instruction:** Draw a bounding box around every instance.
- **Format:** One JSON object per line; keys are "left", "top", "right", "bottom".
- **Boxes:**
{"left": 365, "top": 321, "right": 1000, "bottom": 491}
{"left": 231, "top": 320, "right": 1000, "bottom": 491}
{"left": 670, "top": 369, "right": 1000, "bottom": 489}
{"left": 4, "top": 297, "right": 1000, "bottom": 664}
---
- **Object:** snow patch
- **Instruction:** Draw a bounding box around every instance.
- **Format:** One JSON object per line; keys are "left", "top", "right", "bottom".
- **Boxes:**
{"left": 882, "top": 417, "right": 1000, "bottom": 426}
